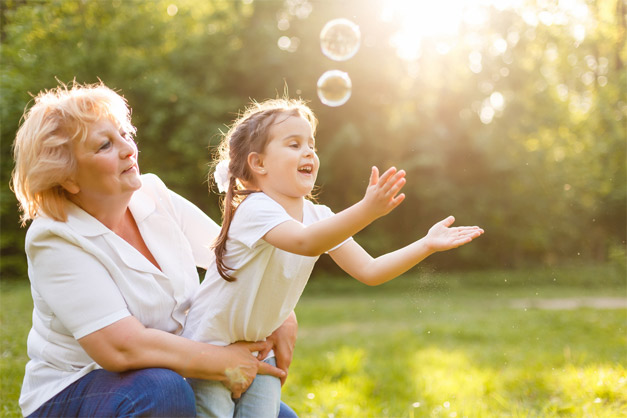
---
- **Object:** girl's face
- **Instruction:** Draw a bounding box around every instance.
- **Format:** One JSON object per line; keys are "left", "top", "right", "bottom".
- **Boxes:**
{"left": 253, "top": 113, "right": 319, "bottom": 200}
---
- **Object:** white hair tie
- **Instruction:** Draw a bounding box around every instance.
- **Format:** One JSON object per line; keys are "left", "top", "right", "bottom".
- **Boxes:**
{"left": 214, "top": 160, "right": 231, "bottom": 193}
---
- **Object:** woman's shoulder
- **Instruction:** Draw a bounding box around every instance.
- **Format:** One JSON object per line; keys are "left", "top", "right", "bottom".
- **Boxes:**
{"left": 139, "top": 173, "right": 167, "bottom": 193}
{"left": 25, "top": 212, "right": 86, "bottom": 248}
{"left": 132, "top": 173, "right": 170, "bottom": 206}
{"left": 26, "top": 216, "right": 59, "bottom": 239}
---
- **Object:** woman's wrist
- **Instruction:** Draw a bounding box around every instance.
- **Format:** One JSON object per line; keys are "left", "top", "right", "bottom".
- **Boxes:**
{"left": 180, "top": 342, "right": 231, "bottom": 381}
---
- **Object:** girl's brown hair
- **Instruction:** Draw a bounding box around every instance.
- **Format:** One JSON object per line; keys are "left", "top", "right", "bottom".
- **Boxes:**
{"left": 212, "top": 98, "right": 317, "bottom": 281}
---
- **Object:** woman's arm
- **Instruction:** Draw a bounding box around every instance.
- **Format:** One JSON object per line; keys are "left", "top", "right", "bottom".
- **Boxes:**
{"left": 78, "top": 316, "right": 285, "bottom": 398}
{"left": 329, "top": 216, "right": 484, "bottom": 286}
{"left": 264, "top": 167, "right": 406, "bottom": 256}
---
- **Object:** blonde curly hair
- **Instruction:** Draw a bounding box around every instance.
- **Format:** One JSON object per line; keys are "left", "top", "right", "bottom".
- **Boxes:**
{"left": 11, "top": 81, "right": 135, "bottom": 226}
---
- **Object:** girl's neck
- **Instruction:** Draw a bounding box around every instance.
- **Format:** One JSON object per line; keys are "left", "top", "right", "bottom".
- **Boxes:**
{"left": 261, "top": 190, "right": 305, "bottom": 222}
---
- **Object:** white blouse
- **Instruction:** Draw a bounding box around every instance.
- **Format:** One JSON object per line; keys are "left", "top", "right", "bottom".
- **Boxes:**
{"left": 19, "top": 174, "right": 219, "bottom": 416}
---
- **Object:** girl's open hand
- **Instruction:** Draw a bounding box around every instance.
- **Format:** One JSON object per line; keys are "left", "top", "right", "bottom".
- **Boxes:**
{"left": 362, "top": 166, "right": 406, "bottom": 218}
{"left": 425, "top": 216, "right": 484, "bottom": 253}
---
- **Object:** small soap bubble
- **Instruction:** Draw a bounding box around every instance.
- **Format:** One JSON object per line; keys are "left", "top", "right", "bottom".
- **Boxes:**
{"left": 320, "top": 18, "right": 361, "bottom": 61}
{"left": 317, "top": 70, "right": 352, "bottom": 107}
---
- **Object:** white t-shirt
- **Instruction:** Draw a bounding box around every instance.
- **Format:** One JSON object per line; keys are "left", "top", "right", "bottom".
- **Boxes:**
{"left": 20, "top": 174, "right": 219, "bottom": 417}
{"left": 183, "top": 192, "right": 352, "bottom": 346}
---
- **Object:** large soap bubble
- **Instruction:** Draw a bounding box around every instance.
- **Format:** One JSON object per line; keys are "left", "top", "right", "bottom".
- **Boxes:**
{"left": 320, "top": 18, "right": 361, "bottom": 61}
{"left": 317, "top": 70, "right": 352, "bottom": 107}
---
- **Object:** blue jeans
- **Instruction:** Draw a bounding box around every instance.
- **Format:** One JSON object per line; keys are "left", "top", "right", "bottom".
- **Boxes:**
{"left": 28, "top": 368, "right": 196, "bottom": 417}
{"left": 28, "top": 367, "right": 298, "bottom": 417}
{"left": 188, "top": 357, "right": 282, "bottom": 417}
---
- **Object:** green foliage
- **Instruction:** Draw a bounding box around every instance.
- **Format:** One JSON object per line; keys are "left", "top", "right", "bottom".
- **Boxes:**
{"left": 1, "top": 0, "right": 626, "bottom": 280}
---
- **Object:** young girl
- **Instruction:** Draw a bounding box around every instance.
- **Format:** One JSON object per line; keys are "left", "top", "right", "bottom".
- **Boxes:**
{"left": 183, "top": 98, "right": 484, "bottom": 417}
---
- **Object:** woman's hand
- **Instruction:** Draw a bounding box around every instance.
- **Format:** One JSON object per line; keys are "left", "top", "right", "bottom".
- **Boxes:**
{"left": 361, "top": 166, "right": 406, "bottom": 219}
{"left": 78, "top": 317, "right": 285, "bottom": 399}
{"left": 258, "top": 312, "right": 298, "bottom": 385}
{"left": 424, "top": 216, "right": 484, "bottom": 252}
{"left": 222, "top": 340, "right": 285, "bottom": 398}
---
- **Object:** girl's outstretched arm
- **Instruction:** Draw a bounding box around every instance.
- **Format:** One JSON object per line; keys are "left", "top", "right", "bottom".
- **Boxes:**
{"left": 264, "top": 166, "right": 406, "bottom": 256}
{"left": 329, "top": 216, "right": 484, "bottom": 286}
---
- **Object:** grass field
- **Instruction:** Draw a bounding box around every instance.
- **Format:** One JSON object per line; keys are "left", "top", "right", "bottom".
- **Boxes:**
{"left": 1, "top": 264, "right": 626, "bottom": 417}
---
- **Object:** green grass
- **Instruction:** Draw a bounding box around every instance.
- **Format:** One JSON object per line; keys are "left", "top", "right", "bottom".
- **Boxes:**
{"left": 283, "top": 265, "right": 627, "bottom": 417}
{"left": 1, "top": 265, "right": 626, "bottom": 417}
{"left": 0, "top": 281, "right": 32, "bottom": 417}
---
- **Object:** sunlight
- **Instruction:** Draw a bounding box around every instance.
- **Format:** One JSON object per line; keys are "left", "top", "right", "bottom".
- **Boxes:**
{"left": 383, "top": 0, "right": 466, "bottom": 60}
{"left": 382, "top": 0, "right": 591, "bottom": 61}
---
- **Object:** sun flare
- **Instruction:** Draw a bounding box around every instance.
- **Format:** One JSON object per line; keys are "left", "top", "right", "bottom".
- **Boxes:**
{"left": 382, "top": 0, "right": 468, "bottom": 60}
{"left": 382, "top": 0, "right": 591, "bottom": 61}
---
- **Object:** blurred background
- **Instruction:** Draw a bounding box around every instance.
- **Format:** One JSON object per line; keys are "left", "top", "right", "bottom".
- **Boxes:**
{"left": 1, "top": 0, "right": 625, "bottom": 280}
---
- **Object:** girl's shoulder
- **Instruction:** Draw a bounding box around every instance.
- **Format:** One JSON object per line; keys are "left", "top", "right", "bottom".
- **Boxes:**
{"left": 302, "top": 199, "right": 335, "bottom": 224}
{"left": 234, "top": 193, "right": 288, "bottom": 226}
{"left": 238, "top": 192, "right": 283, "bottom": 212}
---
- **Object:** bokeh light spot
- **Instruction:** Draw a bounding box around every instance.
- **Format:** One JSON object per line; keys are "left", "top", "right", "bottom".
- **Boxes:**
{"left": 166, "top": 4, "right": 178, "bottom": 16}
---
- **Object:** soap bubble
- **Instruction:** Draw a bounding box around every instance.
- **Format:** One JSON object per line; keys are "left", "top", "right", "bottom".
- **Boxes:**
{"left": 320, "top": 18, "right": 361, "bottom": 61}
{"left": 317, "top": 70, "right": 352, "bottom": 107}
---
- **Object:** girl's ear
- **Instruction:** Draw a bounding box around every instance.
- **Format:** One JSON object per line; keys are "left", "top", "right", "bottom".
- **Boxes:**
{"left": 60, "top": 178, "right": 80, "bottom": 195}
{"left": 247, "top": 152, "right": 266, "bottom": 175}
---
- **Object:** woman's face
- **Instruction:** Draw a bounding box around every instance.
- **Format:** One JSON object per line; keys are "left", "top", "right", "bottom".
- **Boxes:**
{"left": 66, "top": 118, "right": 141, "bottom": 204}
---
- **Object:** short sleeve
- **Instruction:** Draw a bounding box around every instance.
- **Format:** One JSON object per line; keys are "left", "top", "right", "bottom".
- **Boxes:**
{"left": 305, "top": 201, "right": 354, "bottom": 252}
{"left": 229, "top": 194, "right": 293, "bottom": 249}
{"left": 27, "top": 228, "right": 130, "bottom": 339}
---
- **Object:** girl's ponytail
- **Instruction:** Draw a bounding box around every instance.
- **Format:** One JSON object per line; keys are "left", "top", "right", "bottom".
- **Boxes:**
{"left": 214, "top": 175, "right": 255, "bottom": 282}
{"left": 214, "top": 176, "right": 237, "bottom": 282}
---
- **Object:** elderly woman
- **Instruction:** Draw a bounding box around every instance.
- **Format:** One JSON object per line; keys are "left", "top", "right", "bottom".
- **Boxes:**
{"left": 11, "top": 82, "right": 298, "bottom": 417}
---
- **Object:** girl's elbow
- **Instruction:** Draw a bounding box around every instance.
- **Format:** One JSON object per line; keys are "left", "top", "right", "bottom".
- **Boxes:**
{"left": 302, "top": 246, "right": 325, "bottom": 257}
{"left": 353, "top": 273, "right": 381, "bottom": 286}
{"left": 292, "top": 240, "right": 325, "bottom": 257}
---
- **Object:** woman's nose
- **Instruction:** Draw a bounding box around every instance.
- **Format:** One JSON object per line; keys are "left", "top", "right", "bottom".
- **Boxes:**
{"left": 119, "top": 137, "right": 137, "bottom": 159}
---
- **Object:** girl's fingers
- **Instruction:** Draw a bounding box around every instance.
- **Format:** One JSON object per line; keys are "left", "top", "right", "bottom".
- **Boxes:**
{"left": 391, "top": 193, "right": 406, "bottom": 207}
{"left": 380, "top": 170, "right": 406, "bottom": 194}
{"left": 387, "top": 176, "right": 406, "bottom": 198}
{"left": 377, "top": 167, "right": 398, "bottom": 185}
{"left": 369, "top": 166, "right": 380, "bottom": 186}
{"left": 440, "top": 216, "right": 455, "bottom": 227}
{"left": 458, "top": 227, "right": 484, "bottom": 235}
